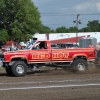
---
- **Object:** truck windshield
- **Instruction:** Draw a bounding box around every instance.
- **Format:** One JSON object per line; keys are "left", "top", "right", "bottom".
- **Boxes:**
{"left": 24, "top": 40, "right": 36, "bottom": 50}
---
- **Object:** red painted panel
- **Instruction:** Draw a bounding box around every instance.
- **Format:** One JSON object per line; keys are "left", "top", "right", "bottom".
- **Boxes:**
{"left": 50, "top": 35, "right": 90, "bottom": 44}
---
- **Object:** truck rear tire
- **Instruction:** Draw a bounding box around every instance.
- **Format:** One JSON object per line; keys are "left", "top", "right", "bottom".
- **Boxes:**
{"left": 72, "top": 59, "right": 88, "bottom": 72}
{"left": 95, "top": 57, "right": 100, "bottom": 68}
{"left": 11, "top": 61, "right": 27, "bottom": 77}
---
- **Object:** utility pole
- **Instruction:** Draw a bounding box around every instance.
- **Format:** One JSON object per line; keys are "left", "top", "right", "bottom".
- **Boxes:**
{"left": 73, "top": 14, "right": 82, "bottom": 45}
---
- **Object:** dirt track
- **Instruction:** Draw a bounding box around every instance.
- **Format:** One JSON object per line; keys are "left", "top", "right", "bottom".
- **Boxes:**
{"left": 0, "top": 65, "right": 100, "bottom": 100}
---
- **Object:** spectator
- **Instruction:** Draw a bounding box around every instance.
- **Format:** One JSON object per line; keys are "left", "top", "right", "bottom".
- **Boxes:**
{"left": 88, "top": 43, "right": 94, "bottom": 48}
{"left": 0, "top": 46, "right": 4, "bottom": 67}
{"left": 96, "top": 45, "right": 100, "bottom": 51}
{"left": 0, "top": 46, "right": 3, "bottom": 55}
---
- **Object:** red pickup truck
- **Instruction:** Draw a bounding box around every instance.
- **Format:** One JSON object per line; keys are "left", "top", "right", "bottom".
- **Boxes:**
{"left": 1, "top": 40, "right": 96, "bottom": 77}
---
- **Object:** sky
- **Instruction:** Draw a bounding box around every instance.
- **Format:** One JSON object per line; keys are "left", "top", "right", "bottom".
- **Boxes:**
{"left": 32, "top": 0, "right": 100, "bottom": 30}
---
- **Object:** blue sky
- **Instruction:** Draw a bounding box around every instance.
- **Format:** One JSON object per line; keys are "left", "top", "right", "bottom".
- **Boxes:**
{"left": 32, "top": 0, "right": 100, "bottom": 30}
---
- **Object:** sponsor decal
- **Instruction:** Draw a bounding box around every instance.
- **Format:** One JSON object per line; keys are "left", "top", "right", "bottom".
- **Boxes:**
{"left": 32, "top": 53, "right": 69, "bottom": 59}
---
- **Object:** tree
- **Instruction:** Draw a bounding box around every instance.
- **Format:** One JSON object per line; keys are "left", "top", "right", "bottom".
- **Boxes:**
{"left": 0, "top": 29, "right": 9, "bottom": 41}
{"left": 87, "top": 20, "right": 100, "bottom": 32}
{"left": 79, "top": 27, "right": 91, "bottom": 32}
{"left": 38, "top": 25, "right": 51, "bottom": 33}
{"left": 69, "top": 27, "right": 77, "bottom": 32}
{"left": 0, "top": 0, "right": 41, "bottom": 42}
{"left": 56, "top": 26, "right": 70, "bottom": 33}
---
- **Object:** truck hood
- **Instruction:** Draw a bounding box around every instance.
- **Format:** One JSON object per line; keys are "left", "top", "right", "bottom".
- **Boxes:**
{"left": 4, "top": 50, "right": 29, "bottom": 55}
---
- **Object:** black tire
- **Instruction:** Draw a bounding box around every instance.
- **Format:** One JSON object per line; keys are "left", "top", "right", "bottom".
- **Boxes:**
{"left": 11, "top": 61, "right": 27, "bottom": 77}
{"left": 6, "top": 66, "right": 13, "bottom": 76}
{"left": 97, "top": 50, "right": 100, "bottom": 57}
{"left": 95, "top": 57, "right": 100, "bottom": 68}
{"left": 72, "top": 59, "right": 88, "bottom": 72}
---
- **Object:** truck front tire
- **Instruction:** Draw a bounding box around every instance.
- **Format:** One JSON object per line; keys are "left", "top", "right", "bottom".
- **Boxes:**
{"left": 11, "top": 61, "right": 27, "bottom": 77}
{"left": 6, "top": 66, "right": 13, "bottom": 76}
{"left": 72, "top": 59, "right": 88, "bottom": 72}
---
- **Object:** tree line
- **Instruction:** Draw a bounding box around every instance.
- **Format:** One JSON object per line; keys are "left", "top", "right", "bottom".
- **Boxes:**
{"left": 0, "top": 0, "right": 100, "bottom": 42}
{"left": 42, "top": 20, "right": 100, "bottom": 33}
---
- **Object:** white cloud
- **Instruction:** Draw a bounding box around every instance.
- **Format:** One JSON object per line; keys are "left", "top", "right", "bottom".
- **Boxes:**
{"left": 74, "top": 2, "right": 95, "bottom": 11}
{"left": 60, "top": 7, "right": 68, "bottom": 13}
{"left": 74, "top": 1, "right": 100, "bottom": 12}
{"left": 96, "top": 3, "right": 100, "bottom": 11}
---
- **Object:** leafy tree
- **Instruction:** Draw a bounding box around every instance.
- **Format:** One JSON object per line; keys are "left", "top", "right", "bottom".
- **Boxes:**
{"left": 87, "top": 20, "right": 100, "bottom": 32}
{"left": 79, "top": 27, "right": 91, "bottom": 32}
{"left": 39, "top": 25, "right": 51, "bottom": 33}
{"left": 0, "top": 0, "right": 41, "bottom": 42}
{"left": 50, "top": 29, "right": 57, "bottom": 33}
{"left": 0, "top": 29, "right": 9, "bottom": 41}
{"left": 56, "top": 26, "right": 70, "bottom": 33}
{"left": 69, "top": 27, "right": 77, "bottom": 32}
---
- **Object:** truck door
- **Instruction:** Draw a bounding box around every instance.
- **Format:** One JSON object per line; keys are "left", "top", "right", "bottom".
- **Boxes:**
{"left": 51, "top": 48, "right": 69, "bottom": 62}
{"left": 29, "top": 41, "right": 51, "bottom": 63}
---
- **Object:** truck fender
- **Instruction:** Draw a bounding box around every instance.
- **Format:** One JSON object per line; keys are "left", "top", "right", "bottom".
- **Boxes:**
{"left": 73, "top": 54, "right": 87, "bottom": 59}
{"left": 9, "top": 61, "right": 16, "bottom": 66}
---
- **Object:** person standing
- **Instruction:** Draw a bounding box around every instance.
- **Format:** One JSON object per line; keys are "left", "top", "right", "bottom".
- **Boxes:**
{"left": 0, "top": 46, "right": 3, "bottom": 67}
{"left": 88, "top": 43, "right": 94, "bottom": 48}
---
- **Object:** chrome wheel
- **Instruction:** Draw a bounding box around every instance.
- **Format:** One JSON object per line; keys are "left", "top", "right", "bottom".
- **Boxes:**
{"left": 77, "top": 63, "right": 85, "bottom": 71}
{"left": 16, "top": 65, "right": 24, "bottom": 74}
